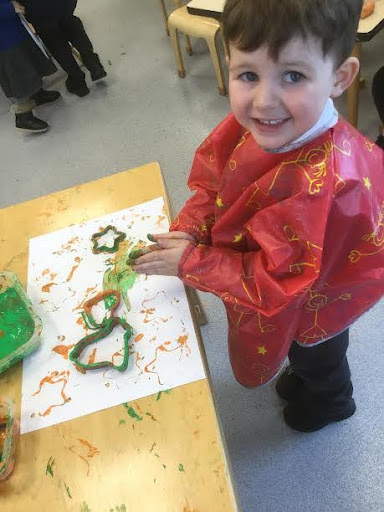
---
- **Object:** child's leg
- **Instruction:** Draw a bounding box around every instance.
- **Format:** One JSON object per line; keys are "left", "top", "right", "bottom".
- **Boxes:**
{"left": 59, "top": 15, "right": 106, "bottom": 81}
{"left": 282, "top": 330, "right": 356, "bottom": 432}
{"left": 372, "top": 66, "right": 384, "bottom": 149}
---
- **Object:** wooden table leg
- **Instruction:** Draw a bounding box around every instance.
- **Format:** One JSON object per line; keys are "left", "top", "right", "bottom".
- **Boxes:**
{"left": 347, "top": 42, "right": 362, "bottom": 128}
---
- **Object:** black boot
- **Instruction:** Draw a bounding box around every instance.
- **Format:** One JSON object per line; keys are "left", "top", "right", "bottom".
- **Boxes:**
{"left": 31, "top": 89, "right": 61, "bottom": 107}
{"left": 83, "top": 53, "right": 107, "bottom": 81}
{"left": 65, "top": 74, "right": 90, "bottom": 97}
{"left": 15, "top": 112, "right": 49, "bottom": 133}
{"left": 282, "top": 331, "right": 356, "bottom": 432}
{"left": 275, "top": 366, "right": 305, "bottom": 401}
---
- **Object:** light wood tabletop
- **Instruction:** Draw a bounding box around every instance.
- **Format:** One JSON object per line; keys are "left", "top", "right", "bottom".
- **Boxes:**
{"left": 0, "top": 162, "right": 240, "bottom": 512}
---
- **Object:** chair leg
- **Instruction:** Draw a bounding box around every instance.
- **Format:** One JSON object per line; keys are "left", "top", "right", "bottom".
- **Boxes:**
{"left": 185, "top": 35, "right": 193, "bottom": 56}
{"left": 159, "top": 0, "right": 169, "bottom": 36}
{"left": 168, "top": 24, "right": 186, "bottom": 78}
{"left": 347, "top": 42, "right": 361, "bottom": 127}
{"left": 206, "top": 32, "right": 227, "bottom": 96}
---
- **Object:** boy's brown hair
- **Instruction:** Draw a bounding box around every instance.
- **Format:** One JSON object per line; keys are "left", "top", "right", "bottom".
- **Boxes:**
{"left": 222, "top": 0, "right": 363, "bottom": 67}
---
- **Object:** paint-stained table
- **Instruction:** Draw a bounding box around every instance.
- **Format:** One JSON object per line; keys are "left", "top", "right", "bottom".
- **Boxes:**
{"left": 0, "top": 162, "right": 240, "bottom": 512}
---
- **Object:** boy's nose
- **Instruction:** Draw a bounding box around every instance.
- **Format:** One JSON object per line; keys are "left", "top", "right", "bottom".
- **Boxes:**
{"left": 252, "top": 82, "right": 279, "bottom": 110}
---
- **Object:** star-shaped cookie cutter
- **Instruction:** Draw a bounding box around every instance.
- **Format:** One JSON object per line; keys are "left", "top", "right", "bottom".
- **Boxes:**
{"left": 91, "top": 225, "right": 126, "bottom": 254}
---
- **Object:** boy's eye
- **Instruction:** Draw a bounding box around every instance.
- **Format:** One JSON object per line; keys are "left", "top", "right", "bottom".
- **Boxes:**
{"left": 239, "top": 71, "right": 258, "bottom": 82}
{"left": 284, "top": 71, "right": 304, "bottom": 83}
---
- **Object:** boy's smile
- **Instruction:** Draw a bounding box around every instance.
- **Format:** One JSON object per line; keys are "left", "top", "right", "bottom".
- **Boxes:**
{"left": 228, "top": 37, "right": 341, "bottom": 150}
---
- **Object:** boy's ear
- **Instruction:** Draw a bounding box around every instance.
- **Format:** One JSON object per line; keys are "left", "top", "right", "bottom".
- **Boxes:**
{"left": 331, "top": 57, "right": 360, "bottom": 98}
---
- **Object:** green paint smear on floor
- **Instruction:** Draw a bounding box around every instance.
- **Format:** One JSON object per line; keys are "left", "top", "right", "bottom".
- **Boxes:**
{"left": 123, "top": 403, "right": 142, "bottom": 421}
{"left": 0, "top": 287, "right": 34, "bottom": 359}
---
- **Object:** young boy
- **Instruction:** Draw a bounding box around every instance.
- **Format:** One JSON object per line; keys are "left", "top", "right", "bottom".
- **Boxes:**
{"left": 131, "top": 0, "right": 384, "bottom": 432}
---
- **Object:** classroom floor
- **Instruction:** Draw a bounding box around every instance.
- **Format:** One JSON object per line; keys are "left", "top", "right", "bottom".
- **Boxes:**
{"left": 1, "top": 1, "right": 383, "bottom": 511}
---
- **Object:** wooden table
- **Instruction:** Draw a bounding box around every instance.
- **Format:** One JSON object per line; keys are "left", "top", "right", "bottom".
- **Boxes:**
{"left": 0, "top": 163, "right": 240, "bottom": 512}
{"left": 187, "top": 0, "right": 384, "bottom": 128}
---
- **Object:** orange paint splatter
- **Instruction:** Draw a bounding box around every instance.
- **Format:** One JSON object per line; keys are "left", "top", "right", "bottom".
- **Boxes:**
{"left": 88, "top": 348, "right": 97, "bottom": 365}
{"left": 42, "top": 282, "right": 56, "bottom": 293}
{"left": 135, "top": 333, "right": 144, "bottom": 342}
{"left": 52, "top": 344, "right": 75, "bottom": 359}
{"left": 53, "top": 236, "right": 80, "bottom": 255}
{"left": 68, "top": 437, "right": 100, "bottom": 476}
{"left": 76, "top": 317, "right": 84, "bottom": 326}
{"left": 0, "top": 330, "right": 4, "bottom": 338}
{"left": 31, "top": 370, "right": 71, "bottom": 416}
{"left": 66, "top": 256, "right": 82, "bottom": 282}
{"left": 72, "top": 285, "right": 98, "bottom": 312}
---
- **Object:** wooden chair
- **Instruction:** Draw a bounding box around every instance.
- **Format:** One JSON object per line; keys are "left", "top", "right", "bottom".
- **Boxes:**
{"left": 167, "top": 0, "right": 227, "bottom": 96}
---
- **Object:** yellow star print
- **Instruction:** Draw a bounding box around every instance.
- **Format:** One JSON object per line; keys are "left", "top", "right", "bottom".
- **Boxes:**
{"left": 363, "top": 177, "right": 372, "bottom": 190}
{"left": 257, "top": 346, "right": 267, "bottom": 355}
{"left": 216, "top": 195, "right": 224, "bottom": 208}
{"left": 233, "top": 233, "right": 243, "bottom": 243}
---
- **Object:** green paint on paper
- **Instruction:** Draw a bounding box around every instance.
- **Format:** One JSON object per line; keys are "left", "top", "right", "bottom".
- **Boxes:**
{"left": 0, "top": 287, "right": 35, "bottom": 359}
{"left": 123, "top": 403, "right": 142, "bottom": 421}
{"left": 156, "top": 389, "right": 172, "bottom": 401}
{"left": 80, "top": 503, "right": 91, "bottom": 512}
{"left": 46, "top": 456, "right": 55, "bottom": 477}
{"left": 64, "top": 483, "right": 72, "bottom": 498}
{"left": 119, "top": 419, "right": 126, "bottom": 426}
{"left": 103, "top": 241, "right": 138, "bottom": 311}
{"left": 178, "top": 463, "right": 185, "bottom": 472}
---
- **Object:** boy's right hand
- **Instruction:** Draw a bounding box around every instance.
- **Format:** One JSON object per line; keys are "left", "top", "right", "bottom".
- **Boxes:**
{"left": 12, "top": 1, "right": 25, "bottom": 14}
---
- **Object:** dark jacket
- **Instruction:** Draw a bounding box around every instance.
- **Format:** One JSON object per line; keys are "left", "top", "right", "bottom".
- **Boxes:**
{"left": 0, "top": 0, "right": 28, "bottom": 51}
{"left": 21, "top": 0, "right": 77, "bottom": 26}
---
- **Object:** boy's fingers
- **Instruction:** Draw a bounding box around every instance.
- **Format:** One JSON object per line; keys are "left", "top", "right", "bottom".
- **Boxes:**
{"left": 128, "top": 244, "right": 160, "bottom": 260}
{"left": 150, "top": 231, "right": 195, "bottom": 242}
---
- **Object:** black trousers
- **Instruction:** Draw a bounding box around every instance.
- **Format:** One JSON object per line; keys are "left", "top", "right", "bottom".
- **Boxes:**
{"left": 34, "top": 15, "right": 97, "bottom": 80}
{"left": 289, "top": 329, "right": 353, "bottom": 412}
{"left": 372, "top": 66, "right": 384, "bottom": 125}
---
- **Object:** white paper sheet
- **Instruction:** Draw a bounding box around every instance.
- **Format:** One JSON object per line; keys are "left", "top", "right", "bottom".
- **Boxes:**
{"left": 21, "top": 197, "right": 205, "bottom": 434}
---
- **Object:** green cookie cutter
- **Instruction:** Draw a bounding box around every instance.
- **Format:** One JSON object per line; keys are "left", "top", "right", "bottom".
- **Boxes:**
{"left": 69, "top": 316, "right": 133, "bottom": 372}
{"left": 81, "top": 289, "right": 121, "bottom": 330}
{"left": 91, "top": 225, "right": 126, "bottom": 254}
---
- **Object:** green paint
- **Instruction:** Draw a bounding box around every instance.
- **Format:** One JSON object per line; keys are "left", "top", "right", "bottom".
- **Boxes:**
{"left": 103, "top": 241, "right": 138, "bottom": 311}
{"left": 128, "top": 249, "right": 142, "bottom": 260}
{"left": 150, "top": 442, "right": 156, "bottom": 453}
{"left": 156, "top": 389, "right": 172, "bottom": 401}
{"left": 114, "top": 506, "right": 127, "bottom": 512}
{"left": 46, "top": 457, "right": 55, "bottom": 477}
{"left": 162, "top": 464, "right": 166, "bottom": 469}
{"left": 147, "top": 234, "right": 156, "bottom": 242}
{"left": 123, "top": 403, "right": 142, "bottom": 421}
{"left": 0, "top": 287, "right": 35, "bottom": 359}
{"left": 178, "top": 463, "right": 185, "bottom": 472}
{"left": 119, "top": 419, "right": 126, "bottom": 426}
{"left": 64, "top": 483, "right": 72, "bottom": 498}
{"left": 80, "top": 503, "right": 91, "bottom": 512}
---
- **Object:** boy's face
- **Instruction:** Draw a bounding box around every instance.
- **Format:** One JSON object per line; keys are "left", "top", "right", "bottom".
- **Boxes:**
{"left": 228, "top": 37, "right": 341, "bottom": 150}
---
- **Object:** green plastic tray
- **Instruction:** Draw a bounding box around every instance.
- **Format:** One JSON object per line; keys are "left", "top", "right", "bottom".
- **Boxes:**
{"left": 0, "top": 271, "right": 42, "bottom": 375}
{"left": 0, "top": 399, "right": 19, "bottom": 480}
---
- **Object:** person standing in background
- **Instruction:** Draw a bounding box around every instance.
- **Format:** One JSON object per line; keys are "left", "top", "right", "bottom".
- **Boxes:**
{"left": 372, "top": 66, "right": 384, "bottom": 149}
{"left": 0, "top": 0, "right": 60, "bottom": 133}
{"left": 21, "top": 0, "right": 106, "bottom": 98}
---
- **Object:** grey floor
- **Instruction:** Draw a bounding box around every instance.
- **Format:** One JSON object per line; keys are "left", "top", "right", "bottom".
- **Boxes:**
{"left": 1, "top": 1, "right": 383, "bottom": 511}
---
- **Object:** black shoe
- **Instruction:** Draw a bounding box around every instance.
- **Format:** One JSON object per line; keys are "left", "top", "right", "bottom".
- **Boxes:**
{"left": 31, "top": 89, "right": 61, "bottom": 107}
{"left": 283, "top": 399, "right": 356, "bottom": 432}
{"left": 15, "top": 112, "right": 49, "bottom": 133}
{"left": 275, "top": 366, "right": 304, "bottom": 401}
{"left": 375, "top": 134, "right": 384, "bottom": 150}
{"left": 85, "top": 55, "right": 107, "bottom": 81}
{"left": 66, "top": 75, "right": 90, "bottom": 97}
